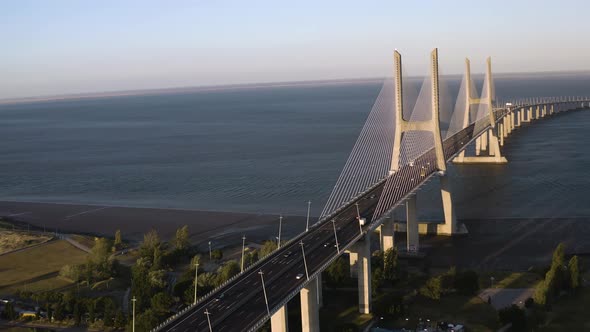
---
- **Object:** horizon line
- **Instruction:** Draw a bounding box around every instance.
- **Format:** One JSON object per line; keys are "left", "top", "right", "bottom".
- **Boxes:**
{"left": 2, "top": 69, "right": 590, "bottom": 106}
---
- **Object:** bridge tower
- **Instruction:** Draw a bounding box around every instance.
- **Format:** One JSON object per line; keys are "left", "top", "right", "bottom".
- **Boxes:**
{"left": 390, "top": 49, "right": 458, "bottom": 252}
{"left": 453, "top": 58, "right": 507, "bottom": 164}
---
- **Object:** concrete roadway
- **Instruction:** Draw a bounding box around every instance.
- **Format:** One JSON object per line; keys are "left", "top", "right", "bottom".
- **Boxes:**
{"left": 158, "top": 113, "right": 489, "bottom": 332}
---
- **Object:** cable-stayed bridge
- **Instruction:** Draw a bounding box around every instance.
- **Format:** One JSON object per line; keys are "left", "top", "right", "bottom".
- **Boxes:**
{"left": 153, "top": 49, "right": 589, "bottom": 332}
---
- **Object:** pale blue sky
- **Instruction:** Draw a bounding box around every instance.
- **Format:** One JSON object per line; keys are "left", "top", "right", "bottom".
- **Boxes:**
{"left": 2, "top": 0, "right": 590, "bottom": 99}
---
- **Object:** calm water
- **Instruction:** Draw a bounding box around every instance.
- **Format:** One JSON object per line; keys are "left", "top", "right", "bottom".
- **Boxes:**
{"left": 0, "top": 74, "right": 589, "bottom": 219}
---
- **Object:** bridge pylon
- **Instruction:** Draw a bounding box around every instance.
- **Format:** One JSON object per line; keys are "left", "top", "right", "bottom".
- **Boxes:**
{"left": 390, "top": 49, "right": 458, "bottom": 244}
{"left": 453, "top": 57, "right": 507, "bottom": 164}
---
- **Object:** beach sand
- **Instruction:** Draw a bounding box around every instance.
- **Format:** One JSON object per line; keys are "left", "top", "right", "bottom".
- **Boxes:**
{"left": 1, "top": 201, "right": 589, "bottom": 270}
{"left": 0, "top": 201, "right": 308, "bottom": 251}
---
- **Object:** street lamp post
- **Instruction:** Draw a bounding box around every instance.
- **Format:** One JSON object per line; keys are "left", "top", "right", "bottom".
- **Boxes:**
{"left": 306, "top": 201, "right": 311, "bottom": 232}
{"left": 300, "top": 241, "right": 309, "bottom": 281}
{"left": 204, "top": 309, "right": 213, "bottom": 332}
{"left": 194, "top": 262, "right": 199, "bottom": 304}
{"left": 208, "top": 241, "right": 212, "bottom": 260}
{"left": 241, "top": 235, "right": 246, "bottom": 272}
{"left": 131, "top": 296, "right": 136, "bottom": 332}
{"left": 332, "top": 220, "right": 340, "bottom": 253}
{"left": 277, "top": 215, "right": 283, "bottom": 248}
{"left": 259, "top": 270, "right": 270, "bottom": 316}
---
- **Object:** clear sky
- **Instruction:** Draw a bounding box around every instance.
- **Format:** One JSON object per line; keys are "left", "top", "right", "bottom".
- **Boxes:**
{"left": 2, "top": 0, "right": 590, "bottom": 99}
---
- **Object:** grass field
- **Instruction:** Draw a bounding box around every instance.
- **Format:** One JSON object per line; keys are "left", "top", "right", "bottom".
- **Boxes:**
{"left": 0, "top": 231, "right": 52, "bottom": 255}
{"left": 0, "top": 240, "right": 88, "bottom": 295}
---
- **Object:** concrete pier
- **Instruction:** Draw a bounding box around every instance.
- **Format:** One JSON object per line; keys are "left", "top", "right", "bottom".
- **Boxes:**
{"left": 406, "top": 195, "right": 419, "bottom": 252}
{"left": 349, "top": 251, "right": 358, "bottom": 278}
{"left": 271, "top": 306, "right": 289, "bottom": 332}
{"left": 300, "top": 277, "right": 320, "bottom": 332}
{"left": 354, "top": 234, "right": 372, "bottom": 314}
{"left": 381, "top": 218, "right": 395, "bottom": 252}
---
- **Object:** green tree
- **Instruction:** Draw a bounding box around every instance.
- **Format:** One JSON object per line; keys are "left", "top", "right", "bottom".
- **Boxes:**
{"left": 131, "top": 258, "right": 154, "bottom": 311}
{"left": 383, "top": 247, "right": 398, "bottom": 281}
{"left": 325, "top": 256, "right": 349, "bottom": 287}
{"left": 103, "top": 297, "right": 115, "bottom": 327}
{"left": 114, "top": 229, "right": 122, "bottom": 249}
{"left": 454, "top": 270, "right": 479, "bottom": 295}
{"left": 420, "top": 276, "right": 443, "bottom": 300}
{"left": 372, "top": 267, "right": 383, "bottom": 296}
{"left": 152, "top": 244, "right": 163, "bottom": 270}
{"left": 552, "top": 243, "right": 566, "bottom": 270}
{"left": 114, "top": 309, "right": 126, "bottom": 329}
{"left": 260, "top": 240, "right": 278, "bottom": 258}
{"left": 174, "top": 225, "right": 190, "bottom": 251}
{"left": 498, "top": 304, "right": 526, "bottom": 330}
{"left": 211, "top": 249, "right": 223, "bottom": 261}
{"left": 140, "top": 229, "right": 161, "bottom": 259}
{"left": 2, "top": 301, "right": 16, "bottom": 320}
{"left": 245, "top": 249, "right": 259, "bottom": 267}
{"left": 151, "top": 292, "right": 173, "bottom": 314}
{"left": 568, "top": 255, "right": 580, "bottom": 289}
{"left": 148, "top": 269, "right": 168, "bottom": 289}
{"left": 128, "top": 308, "right": 159, "bottom": 332}
{"left": 217, "top": 260, "right": 240, "bottom": 285}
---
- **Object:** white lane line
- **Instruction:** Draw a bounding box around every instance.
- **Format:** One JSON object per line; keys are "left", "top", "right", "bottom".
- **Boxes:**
{"left": 64, "top": 207, "right": 109, "bottom": 220}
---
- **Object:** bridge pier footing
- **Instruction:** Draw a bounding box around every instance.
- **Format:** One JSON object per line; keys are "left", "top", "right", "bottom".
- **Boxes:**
{"left": 271, "top": 305, "right": 289, "bottom": 332}
{"left": 355, "top": 233, "right": 372, "bottom": 314}
{"left": 380, "top": 217, "right": 395, "bottom": 252}
{"left": 300, "top": 276, "right": 320, "bottom": 332}
{"left": 406, "top": 195, "right": 419, "bottom": 252}
{"left": 349, "top": 251, "right": 358, "bottom": 278}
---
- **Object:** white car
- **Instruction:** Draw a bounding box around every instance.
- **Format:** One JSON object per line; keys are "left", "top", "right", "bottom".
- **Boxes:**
{"left": 296, "top": 273, "right": 304, "bottom": 280}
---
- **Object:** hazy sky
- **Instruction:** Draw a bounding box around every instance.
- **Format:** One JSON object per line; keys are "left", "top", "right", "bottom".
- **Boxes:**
{"left": 2, "top": 0, "right": 590, "bottom": 99}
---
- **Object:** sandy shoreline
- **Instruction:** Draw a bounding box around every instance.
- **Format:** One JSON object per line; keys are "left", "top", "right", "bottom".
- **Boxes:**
{"left": 0, "top": 201, "right": 308, "bottom": 250}
{"left": 1, "top": 200, "right": 589, "bottom": 270}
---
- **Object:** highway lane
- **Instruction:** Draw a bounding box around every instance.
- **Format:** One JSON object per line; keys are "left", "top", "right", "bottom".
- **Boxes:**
{"left": 158, "top": 107, "right": 524, "bottom": 332}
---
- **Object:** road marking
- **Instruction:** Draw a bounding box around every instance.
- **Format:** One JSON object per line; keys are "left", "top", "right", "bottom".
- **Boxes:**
{"left": 64, "top": 207, "right": 109, "bottom": 220}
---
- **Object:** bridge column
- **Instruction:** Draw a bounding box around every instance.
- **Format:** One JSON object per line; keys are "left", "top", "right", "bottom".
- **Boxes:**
{"left": 438, "top": 174, "right": 457, "bottom": 235}
{"left": 511, "top": 112, "right": 516, "bottom": 131}
{"left": 406, "top": 195, "right": 419, "bottom": 252}
{"left": 475, "top": 136, "right": 482, "bottom": 156}
{"left": 515, "top": 109, "right": 521, "bottom": 127}
{"left": 542, "top": 105, "right": 547, "bottom": 117}
{"left": 300, "top": 277, "right": 320, "bottom": 332}
{"left": 480, "top": 129, "right": 488, "bottom": 152}
{"left": 499, "top": 123, "right": 504, "bottom": 146}
{"left": 527, "top": 106, "right": 532, "bottom": 122}
{"left": 535, "top": 105, "right": 540, "bottom": 119}
{"left": 316, "top": 274, "right": 323, "bottom": 308}
{"left": 354, "top": 233, "right": 372, "bottom": 314}
{"left": 271, "top": 305, "right": 289, "bottom": 332}
{"left": 381, "top": 217, "right": 395, "bottom": 252}
{"left": 349, "top": 251, "right": 358, "bottom": 278}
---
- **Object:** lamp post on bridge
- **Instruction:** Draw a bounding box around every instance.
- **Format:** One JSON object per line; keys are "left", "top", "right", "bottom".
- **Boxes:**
{"left": 306, "top": 201, "right": 311, "bottom": 232}
{"left": 204, "top": 309, "right": 213, "bottom": 332}
{"left": 277, "top": 215, "right": 283, "bottom": 248}
{"left": 300, "top": 241, "right": 310, "bottom": 281}
{"left": 259, "top": 270, "right": 270, "bottom": 317}
{"left": 241, "top": 235, "right": 246, "bottom": 272}
{"left": 193, "top": 262, "right": 199, "bottom": 305}
{"left": 208, "top": 241, "right": 212, "bottom": 260}
{"left": 332, "top": 220, "right": 340, "bottom": 254}
{"left": 131, "top": 296, "right": 136, "bottom": 332}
